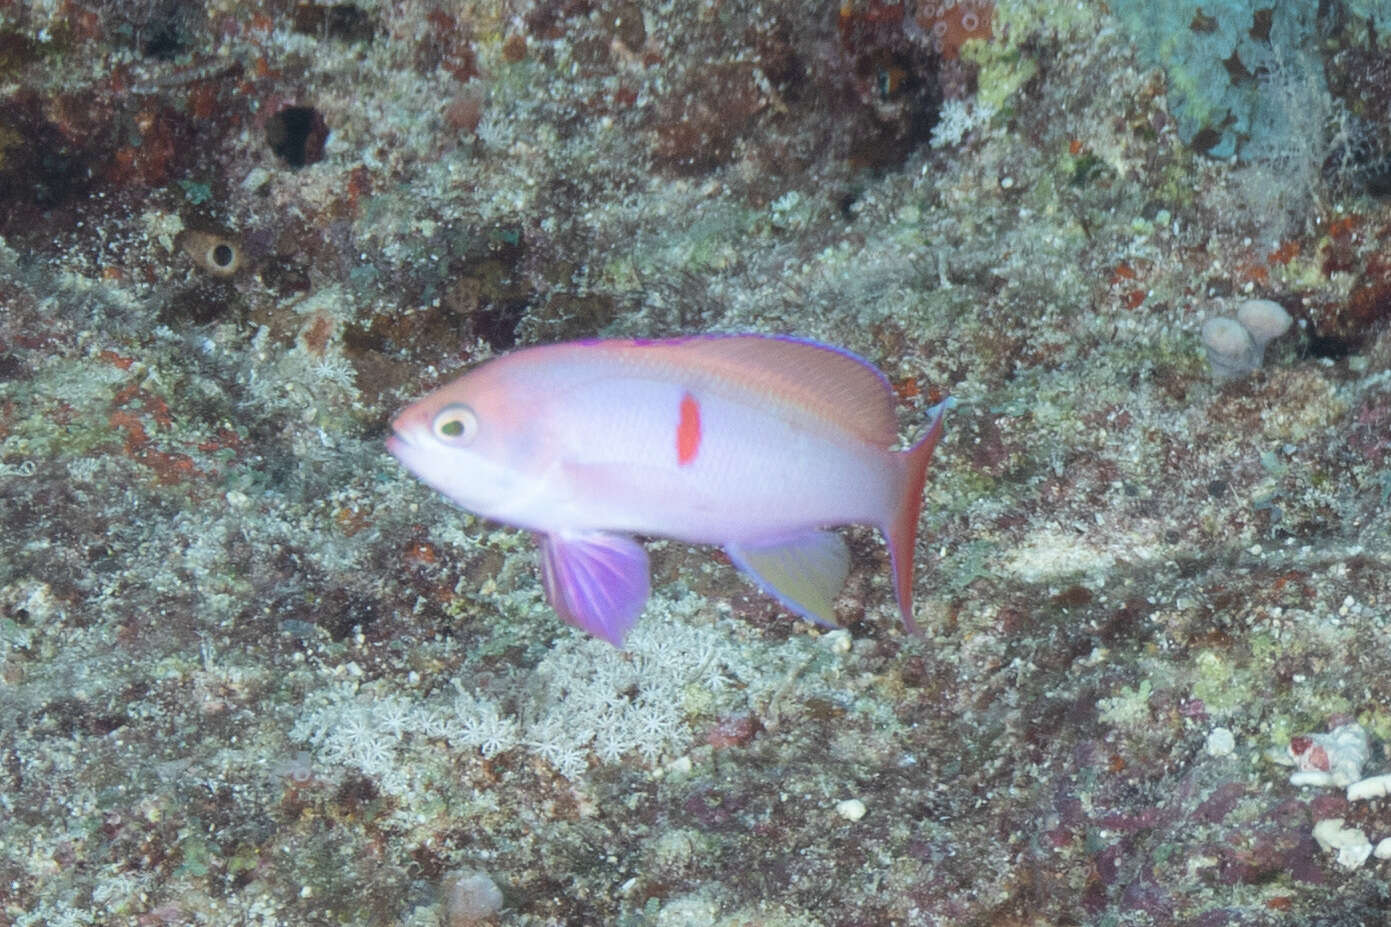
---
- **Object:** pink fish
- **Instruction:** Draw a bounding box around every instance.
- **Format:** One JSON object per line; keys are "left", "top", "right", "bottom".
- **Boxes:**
{"left": 387, "top": 335, "right": 948, "bottom": 646}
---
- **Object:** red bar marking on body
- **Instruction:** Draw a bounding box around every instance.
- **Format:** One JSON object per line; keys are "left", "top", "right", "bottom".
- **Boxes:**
{"left": 677, "top": 392, "right": 701, "bottom": 466}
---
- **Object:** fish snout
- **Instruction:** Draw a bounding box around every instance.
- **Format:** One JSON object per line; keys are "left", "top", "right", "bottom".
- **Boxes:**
{"left": 385, "top": 411, "right": 425, "bottom": 457}
{"left": 386, "top": 405, "right": 431, "bottom": 453}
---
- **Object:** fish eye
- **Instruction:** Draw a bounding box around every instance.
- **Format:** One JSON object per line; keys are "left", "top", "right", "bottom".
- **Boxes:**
{"left": 432, "top": 404, "right": 478, "bottom": 446}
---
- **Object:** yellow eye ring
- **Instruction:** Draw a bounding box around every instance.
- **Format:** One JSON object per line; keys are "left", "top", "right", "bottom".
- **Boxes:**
{"left": 432, "top": 404, "right": 478, "bottom": 445}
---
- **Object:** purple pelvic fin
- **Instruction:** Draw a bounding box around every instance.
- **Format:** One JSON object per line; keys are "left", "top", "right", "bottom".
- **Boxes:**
{"left": 537, "top": 531, "right": 651, "bottom": 647}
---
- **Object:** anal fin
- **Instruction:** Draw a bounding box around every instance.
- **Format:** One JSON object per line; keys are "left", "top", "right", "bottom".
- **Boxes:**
{"left": 725, "top": 531, "right": 850, "bottom": 627}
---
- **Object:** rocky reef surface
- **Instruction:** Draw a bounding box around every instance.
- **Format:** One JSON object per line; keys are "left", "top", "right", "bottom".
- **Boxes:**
{"left": 1, "top": 1, "right": 1390, "bottom": 923}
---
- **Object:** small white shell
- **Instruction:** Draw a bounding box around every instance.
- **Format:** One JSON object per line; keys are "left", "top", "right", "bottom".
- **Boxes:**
{"left": 1348, "top": 773, "right": 1391, "bottom": 802}
{"left": 1311, "top": 818, "right": 1373, "bottom": 870}
{"left": 835, "top": 798, "right": 867, "bottom": 822}
{"left": 822, "top": 628, "right": 852, "bottom": 653}
{"left": 1290, "top": 770, "right": 1336, "bottom": 787}
{"left": 1205, "top": 726, "right": 1235, "bottom": 757}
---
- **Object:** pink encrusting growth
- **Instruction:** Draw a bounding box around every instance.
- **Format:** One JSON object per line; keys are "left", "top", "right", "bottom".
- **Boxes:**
{"left": 386, "top": 334, "right": 950, "bottom": 646}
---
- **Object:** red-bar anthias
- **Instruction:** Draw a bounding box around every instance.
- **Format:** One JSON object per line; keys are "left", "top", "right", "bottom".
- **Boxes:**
{"left": 387, "top": 335, "right": 949, "bottom": 646}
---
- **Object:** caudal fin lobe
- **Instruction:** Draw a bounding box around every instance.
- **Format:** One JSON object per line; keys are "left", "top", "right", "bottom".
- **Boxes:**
{"left": 884, "top": 398, "right": 951, "bottom": 635}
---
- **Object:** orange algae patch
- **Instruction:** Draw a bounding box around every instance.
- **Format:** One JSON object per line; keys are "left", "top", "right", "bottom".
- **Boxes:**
{"left": 197, "top": 427, "right": 243, "bottom": 454}
{"left": 301, "top": 314, "right": 334, "bottom": 356}
{"left": 108, "top": 374, "right": 210, "bottom": 484}
{"left": 1236, "top": 261, "right": 1270, "bottom": 285}
{"left": 99, "top": 349, "right": 135, "bottom": 369}
{"left": 1267, "top": 240, "right": 1300, "bottom": 265}
{"left": 108, "top": 409, "right": 148, "bottom": 448}
{"left": 109, "top": 409, "right": 200, "bottom": 484}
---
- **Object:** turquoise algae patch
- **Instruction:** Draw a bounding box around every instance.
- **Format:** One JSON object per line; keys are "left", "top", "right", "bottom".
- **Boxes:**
{"left": 1110, "top": 1, "right": 1322, "bottom": 158}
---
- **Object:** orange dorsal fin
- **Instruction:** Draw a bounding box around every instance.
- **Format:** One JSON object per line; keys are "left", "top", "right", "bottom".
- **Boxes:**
{"left": 663, "top": 335, "right": 900, "bottom": 446}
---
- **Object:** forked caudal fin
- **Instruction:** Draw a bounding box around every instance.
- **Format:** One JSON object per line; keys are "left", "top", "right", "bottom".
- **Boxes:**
{"left": 885, "top": 397, "right": 952, "bottom": 635}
